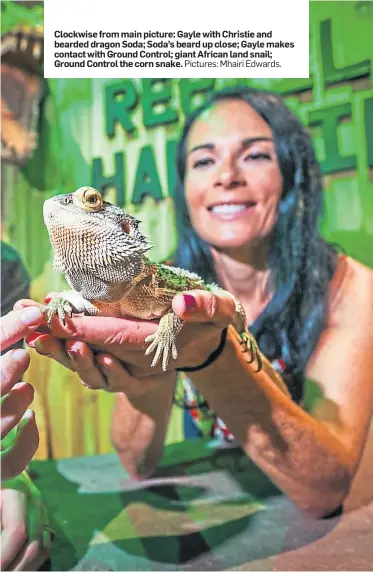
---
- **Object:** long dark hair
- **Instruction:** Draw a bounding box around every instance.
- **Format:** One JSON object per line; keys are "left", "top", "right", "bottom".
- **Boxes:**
{"left": 173, "top": 85, "right": 338, "bottom": 394}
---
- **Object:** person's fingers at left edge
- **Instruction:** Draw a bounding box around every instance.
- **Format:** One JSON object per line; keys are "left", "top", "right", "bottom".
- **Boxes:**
{"left": 1, "top": 307, "right": 43, "bottom": 351}
{"left": 14, "top": 293, "right": 59, "bottom": 311}
{"left": 8, "top": 540, "right": 50, "bottom": 572}
{"left": 1, "top": 382, "right": 35, "bottom": 440}
{"left": 13, "top": 299, "right": 46, "bottom": 312}
{"left": 1, "top": 349, "right": 30, "bottom": 395}
{"left": 12, "top": 300, "right": 52, "bottom": 344}
{"left": 1, "top": 411, "right": 39, "bottom": 481}
{"left": 0, "top": 489, "right": 27, "bottom": 570}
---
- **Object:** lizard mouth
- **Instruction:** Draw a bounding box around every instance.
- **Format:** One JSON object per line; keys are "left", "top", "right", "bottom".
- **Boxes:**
{"left": 1, "top": 25, "right": 44, "bottom": 166}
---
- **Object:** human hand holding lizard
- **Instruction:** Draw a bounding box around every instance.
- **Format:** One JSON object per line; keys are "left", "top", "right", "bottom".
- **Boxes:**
{"left": 14, "top": 288, "right": 236, "bottom": 393}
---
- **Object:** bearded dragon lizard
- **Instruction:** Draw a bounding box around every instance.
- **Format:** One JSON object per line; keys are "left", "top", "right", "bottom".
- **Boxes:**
{"left": 42, "top": 186, "right": 290, "bottom": 396}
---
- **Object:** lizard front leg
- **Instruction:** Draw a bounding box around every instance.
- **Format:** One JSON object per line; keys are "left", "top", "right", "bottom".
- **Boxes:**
{"left": 238, "top": 330, "right": 262, "bottom": 371}
{"left": 208, "top": 285, "right": 262, "bottom": 372}
{"left": 44, "top": 290, "right": 99, "bottom": 325}
{"left": 144, "top": 311, "right": 184, "bottom": 371}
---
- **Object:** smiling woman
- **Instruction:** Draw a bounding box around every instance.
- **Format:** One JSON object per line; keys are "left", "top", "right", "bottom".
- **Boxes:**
{"left": 174, "top": 87, "right": 340, "bottom": 380}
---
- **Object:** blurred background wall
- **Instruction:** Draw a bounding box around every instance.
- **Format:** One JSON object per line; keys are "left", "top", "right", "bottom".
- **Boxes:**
{"left": 1, "top": 0, "right": 372, "bottom": 459}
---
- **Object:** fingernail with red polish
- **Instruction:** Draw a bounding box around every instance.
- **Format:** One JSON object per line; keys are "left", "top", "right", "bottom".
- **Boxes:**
{"left": 183, "top": 294, "right": 197, "bottom": 311}
{"left": 25, "top": 332, "right": 43, "bottom": 348}
{"left": 44, "top": 295, "right": 52, "bottom": 303}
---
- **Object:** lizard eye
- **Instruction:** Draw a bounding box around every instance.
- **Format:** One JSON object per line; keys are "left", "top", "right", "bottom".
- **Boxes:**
{"left": 80, "top": 188, "right": 104, "bottom": 212}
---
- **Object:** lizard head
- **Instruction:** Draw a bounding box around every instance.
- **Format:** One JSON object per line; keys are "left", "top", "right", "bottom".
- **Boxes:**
{"left": 43, "top": 187, "right": 152, "bottom": 274}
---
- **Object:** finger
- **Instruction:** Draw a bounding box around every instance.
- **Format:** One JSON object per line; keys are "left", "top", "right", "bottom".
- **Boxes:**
{"left": 1, "top": 412, "right": 39, "bottom": 481}
{"left": 94, "top": 353, "right": 146, "bottom": 394}
{"left": 45, "top": 315, "right": 158, "bottom": 350}
{"left": 1, "top": 349, "right": 30, "bottom": 395}
{"left": 32, "top": 335, "right": 74, "bottom": 371}
{"left": 94, "top": 353, "right": 174, "bottom": 395}
{"left": 0, "top": 307, "right": 43, "bottom": 351}
{"left": 13, "top": 299, "right": 46, "bottom": 312}
{"left": 65, "top": 341, "right": 107, "bottom": 389}
{"left": 16, "top": 302, "right": 157, "bottom": 358}
{"left": 172, "top": 289, "right": 236, "bottom": 328}
{"left": 10, "top": 541, "right": 50, "bottom": 571}
{"left": 1, "top": 383, "right": 34, "bottom": 439}
{"left": 24, "top": 332, "right": 45, "bottom": 349}
{"left": 0, "top": 489, "right": 27, "bottom": 569}
{"left": 12, "top": 302, "right": 51, "bottom": 336}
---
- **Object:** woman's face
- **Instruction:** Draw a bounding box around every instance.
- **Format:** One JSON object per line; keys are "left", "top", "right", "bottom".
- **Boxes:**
{"left": 184, "top": 99, "right": 283, "bottom": 256}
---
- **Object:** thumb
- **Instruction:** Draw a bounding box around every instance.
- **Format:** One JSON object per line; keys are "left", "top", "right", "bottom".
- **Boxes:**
{"left": 172, "top": 289, "right": 236, "bottom": 329}
{"left": 0, "top": 307, "right": 43, "bottom": 351}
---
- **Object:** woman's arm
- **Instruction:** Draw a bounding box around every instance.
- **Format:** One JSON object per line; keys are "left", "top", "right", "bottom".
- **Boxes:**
{"left": 110, "top": 371, "right": 176, "bottom": 479}
{"left": 187, "top": 259, "right": 373, "bottom": 518}
{"left": 189, "top": 330, "right": 352, "bottom": 518}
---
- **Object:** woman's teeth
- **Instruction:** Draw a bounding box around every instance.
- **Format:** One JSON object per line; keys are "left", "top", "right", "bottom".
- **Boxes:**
{"left": 210, "top": 204, "right": 249, "bottom": 215}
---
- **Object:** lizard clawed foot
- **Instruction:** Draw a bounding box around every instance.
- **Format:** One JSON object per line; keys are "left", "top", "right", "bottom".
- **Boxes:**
{"left": 144, "top": 313, "right": 183, "bottom": 371}
{"left": 43, "top": 296, "right": 73, "bottom": 326}
{"left": 239, "top": 331, "right": 262, "bottom": 372}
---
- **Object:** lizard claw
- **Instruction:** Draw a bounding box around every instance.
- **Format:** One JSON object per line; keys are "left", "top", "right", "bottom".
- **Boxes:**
{"left": 144, "top": 313, "right": 183, "bottom": 371}
{"left": 240, "top": 331, "right": 262, "bottom": 372}
{"left": 43, "top": 296, "right": 73, "bottom": 326}
{"left": 144, "top": 332, "right": 177, "bottom": 372}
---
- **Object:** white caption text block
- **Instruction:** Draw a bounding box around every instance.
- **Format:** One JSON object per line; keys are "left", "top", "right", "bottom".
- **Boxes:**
{"left": 44, "top": 0, "right": 309, "bottom": 79}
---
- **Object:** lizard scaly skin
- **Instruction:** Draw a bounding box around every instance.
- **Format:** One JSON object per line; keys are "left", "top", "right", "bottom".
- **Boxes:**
{"left": 42, "top": 187, "right": 290, "bottom": 396}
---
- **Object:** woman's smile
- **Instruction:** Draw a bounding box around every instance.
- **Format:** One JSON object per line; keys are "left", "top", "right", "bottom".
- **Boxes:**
{"left": 207, "top": 200, "right": 257, "bottom": 221}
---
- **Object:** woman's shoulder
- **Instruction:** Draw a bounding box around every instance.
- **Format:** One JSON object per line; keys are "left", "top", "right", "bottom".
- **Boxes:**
{"left": 328, "top": 254, "right": 373, "bottom": 327}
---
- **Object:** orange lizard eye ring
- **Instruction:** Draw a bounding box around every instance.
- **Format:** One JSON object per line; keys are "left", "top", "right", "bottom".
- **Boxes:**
{"left": 74, "top": 186, "right": 104, "bottom": 212}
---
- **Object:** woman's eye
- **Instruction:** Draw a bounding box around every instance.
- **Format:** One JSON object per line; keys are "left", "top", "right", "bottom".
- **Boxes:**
{"left": 192, "top": 157, "right": 214, "bottom": 168}
{"left": 244, "top": 152, "right": 271, "bottom": 161}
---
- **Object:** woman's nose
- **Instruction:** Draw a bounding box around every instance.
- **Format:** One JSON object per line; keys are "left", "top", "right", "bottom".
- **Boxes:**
{"left": 214, "top": 160, "right": 244, "bottom": 189}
